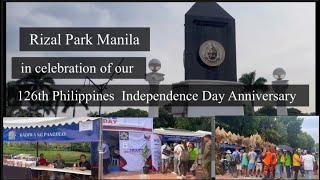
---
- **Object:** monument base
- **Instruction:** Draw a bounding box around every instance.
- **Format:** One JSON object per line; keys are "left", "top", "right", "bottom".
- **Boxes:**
{"left": 171, "top": 80, "right": 244, "bottom": 117}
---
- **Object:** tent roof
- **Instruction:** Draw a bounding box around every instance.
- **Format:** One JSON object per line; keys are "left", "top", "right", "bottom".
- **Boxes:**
{"left": 3, "top": 117, "right": 98, "bottom": 129}
{"left": 195, "top": 130, "right": 212, "bottom": 135}
{"left": 154, "top": 128, "right": 205, "bottom": 137}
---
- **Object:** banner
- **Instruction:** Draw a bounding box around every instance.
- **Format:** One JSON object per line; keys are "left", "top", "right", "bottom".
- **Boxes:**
{"left": 3, "top": 120, "right": 100, "bottom": 142}
{"left": 161, "top": 135, "right": 201, "bottom": 142}
{"left": 119, "top": 131, "right": 151, "bottom": 171}
{"left": 150, "top": 134, "right": 161, "bottom": 171}
{"left": 103, "top": 117, "right": 153, "bottom": 132}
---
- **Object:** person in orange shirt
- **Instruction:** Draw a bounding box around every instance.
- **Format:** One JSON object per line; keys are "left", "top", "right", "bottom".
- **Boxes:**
{"left": 263, "top": 145, "right": 273, "bottom": 178}
{"left": 271, "top": 146, "right": 278, "bottom": 178}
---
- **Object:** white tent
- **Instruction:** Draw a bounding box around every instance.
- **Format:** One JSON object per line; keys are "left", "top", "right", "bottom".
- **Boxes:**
{"left": 3, "top": 117, "right": 97, "bottom": 129}
{"left": 153, "top": 127, "right": 204, "bottom": 137}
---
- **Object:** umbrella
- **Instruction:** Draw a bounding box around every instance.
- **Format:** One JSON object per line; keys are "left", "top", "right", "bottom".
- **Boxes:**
{"left": 277, "top": 145, "right": 293, "bottom": 153}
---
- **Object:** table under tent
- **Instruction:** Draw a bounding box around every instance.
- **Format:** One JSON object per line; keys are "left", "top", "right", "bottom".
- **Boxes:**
{"left": 3, "top": 117, "right": 100, "bottom": 179}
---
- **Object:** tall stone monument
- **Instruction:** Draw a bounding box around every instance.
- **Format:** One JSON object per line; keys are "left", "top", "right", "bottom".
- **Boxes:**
{"left": 184, "top": 2, "right": 237, "bottom": 81}
{"left": 172, "top": 2, "right": 244, "bottom": 117}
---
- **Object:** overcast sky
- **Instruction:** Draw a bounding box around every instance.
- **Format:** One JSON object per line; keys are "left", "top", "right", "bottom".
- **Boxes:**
{"left": 6, "top": 2, "right": 315, "bottom": 115}
{"left": 300, "top": 116, "right": 319, "bottom": 143}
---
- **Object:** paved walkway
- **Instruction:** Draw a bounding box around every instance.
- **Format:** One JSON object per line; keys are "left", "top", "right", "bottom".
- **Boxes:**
{"left": 216, "top": 173, "right": 319, "bottom": 179}
{"left": 103, "top": 167, "right": 205, "bottom": 179}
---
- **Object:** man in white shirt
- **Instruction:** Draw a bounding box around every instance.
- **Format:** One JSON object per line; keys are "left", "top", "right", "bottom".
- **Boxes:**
{"left": 302, "top": 150, "right": 316, "bottom": 180}
{"left": 172, "top": 143, "right": 179, "bottom": 174}
{"left": 161, "top": 142, "right": 172, "bottom": 174}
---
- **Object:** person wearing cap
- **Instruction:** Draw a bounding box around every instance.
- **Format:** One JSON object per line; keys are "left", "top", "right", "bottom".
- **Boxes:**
{"left": 224, "top": 150, "right": 232, "bottom": 175}
{"left": 248, "top": 147, "right": 257, "bottom": 176}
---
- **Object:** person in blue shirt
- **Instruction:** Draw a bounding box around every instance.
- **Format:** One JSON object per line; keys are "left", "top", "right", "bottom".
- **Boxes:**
{"left": 232, "top": 147, "right": 241, "bottom": 178}
{"left": 102, "top": 140, "right": 110, "bottom": 174}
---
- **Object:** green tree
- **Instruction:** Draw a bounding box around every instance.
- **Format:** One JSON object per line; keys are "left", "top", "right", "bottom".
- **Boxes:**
{"left": 238, "top": 71, "right": 267, "bottom": 116}
{"left": 297, "top": 132, "right": 315, "bottom": 151}
{"left": 88, "top": 108, "right": 148, "bottom": 117}
{"left": 6, "top": 72, "right": 55, "bottom": 116}
{"left": 174, "top": 117, "right": 211, "bottom": 131}
{"left": 255, "top": 105, "right": 277, "bottom": 116}
{"left": 153, "top": 107, "right": 175, "bottom": 129}
{"left": 255, "top": 106, "right": 305, "bottom": 116}
{"left": 256, "top": 116, "right": 288, "bottom": 145}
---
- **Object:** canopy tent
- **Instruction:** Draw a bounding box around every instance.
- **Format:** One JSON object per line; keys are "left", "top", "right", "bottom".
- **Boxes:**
{"left": 277, "top": 144, "right": 294, "bottom": 153}
{"left": 3, "top": 117, "right": 100, "bottom": 142}
{"left": 154, "top": 128, "right": 205, "bottom": 142}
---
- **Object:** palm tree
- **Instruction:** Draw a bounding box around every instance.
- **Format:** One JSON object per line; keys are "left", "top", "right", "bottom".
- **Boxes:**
{"left": 239, "top": 71, "right": 267, "bottom": 115}
{"left": 7, "top": 72, "right": 56, "bottom": 116}
{"left": 61, "top": 88, "right": 89, "bottom": 117}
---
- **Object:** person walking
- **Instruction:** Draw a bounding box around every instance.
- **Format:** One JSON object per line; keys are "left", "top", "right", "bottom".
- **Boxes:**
{"left": 255, "top": 149, "right": 263, "bottom": 178}
{"left": 275, "top": 149, "right": 284, "bottom": 179}
{"left": 202, "top": 135, "right": 212, "bottom": 180}
{"left": 102, "top": 140, "right": 111, "bottom": 174}
{"left": 232, "top": 147, "right": 241, "bottom": 178}
{"left": 241, "top": 149, "right": 249, "bottom": 177}
{"left": 172, "top": 142, "right": 179, "bottom": 175}
{"left": 271, "top": 146, "right": 278, "bottom": 178}
{"left": 188, "top": 142, "right": 198, "bottom": 176}
{"left": 263, "top": 146, "right": 272, "bottom": 178}
{"left": 284, "top": 150, "right": 292, "bottom": 178}
{"left": 248, "top": 148, "right": 257, "bottom": 176}
{"left": 161, "top": 142, "right": 172, "bottom": 174}
{"left": 292, "top": 149, "right": 301, "bottom": 180}
{"left": 178, "top": 140, "right": 189, "bottom": 179}
{"left": 302, "top": 150, "right": 316, "bottom": 180}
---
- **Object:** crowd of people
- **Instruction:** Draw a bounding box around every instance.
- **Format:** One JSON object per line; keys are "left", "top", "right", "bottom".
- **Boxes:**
{"left": 160, "top": 134, "right": 212, "bottom": 179}
{"left": 220, "top": 145, "right": 319, "bottom": 179}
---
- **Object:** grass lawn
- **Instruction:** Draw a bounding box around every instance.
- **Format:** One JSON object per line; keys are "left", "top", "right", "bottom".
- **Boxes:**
{"left": 3, "top": 146, "right": 91, "bottom": 164}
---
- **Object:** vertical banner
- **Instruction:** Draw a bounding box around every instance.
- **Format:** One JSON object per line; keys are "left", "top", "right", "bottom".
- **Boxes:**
{"left": 119, "top": 131, "right": 151, "bottom": 171}
{"left": 151, "top": 134, "right": 161, "bottom": 171}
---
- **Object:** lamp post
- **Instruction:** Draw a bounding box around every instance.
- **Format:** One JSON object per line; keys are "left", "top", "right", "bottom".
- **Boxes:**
{"left": 145, "top": 59, "right": 164, "bottom": 117}
{"left": 83, "top": 58, "right": 125, "bottom": 180}
{"left": 272, "top": 67, "right": 288, "bottom": 116}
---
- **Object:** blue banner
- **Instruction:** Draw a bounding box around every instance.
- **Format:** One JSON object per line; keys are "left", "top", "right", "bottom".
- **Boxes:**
{"left": 160, "top": 135, "right": 201, "bottom": 142}
{"left": 3, "top": 120, "right": 100, "bottom": 142}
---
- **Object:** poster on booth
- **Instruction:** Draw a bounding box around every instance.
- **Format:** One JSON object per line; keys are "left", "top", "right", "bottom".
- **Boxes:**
{"left": 151, "top": 134, "right": 161, "bottom": 171}
{"left": 119, "top": 131, "right": 151, "bottom": 171}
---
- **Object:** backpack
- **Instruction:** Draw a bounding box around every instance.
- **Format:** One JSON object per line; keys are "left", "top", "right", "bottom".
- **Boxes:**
{"left": 162, "top": 145, "right": 171, "bottom": 156}
{"left": 234, "top": 152, "right": 241, "bottom": 164}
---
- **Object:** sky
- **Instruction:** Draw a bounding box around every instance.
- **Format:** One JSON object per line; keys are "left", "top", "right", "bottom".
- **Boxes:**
{"left": 6, "top": 2, "right": 316, "bottom": 116}
{"left": 300, "top": 116, "right": 319, "bottom": 143}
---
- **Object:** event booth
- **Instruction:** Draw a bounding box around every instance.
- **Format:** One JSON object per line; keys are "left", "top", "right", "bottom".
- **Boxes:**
{"left": 3, "top": 117, "right": 99, "bottom": 179}
{"left": 90, "top": 117, "right": 161, "bottom": 172}
{"left": 153, "top": 128, "right": 210, "bottom": 143}
{"left": 153, "top": 128, "right": 211, "bottom": 165}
